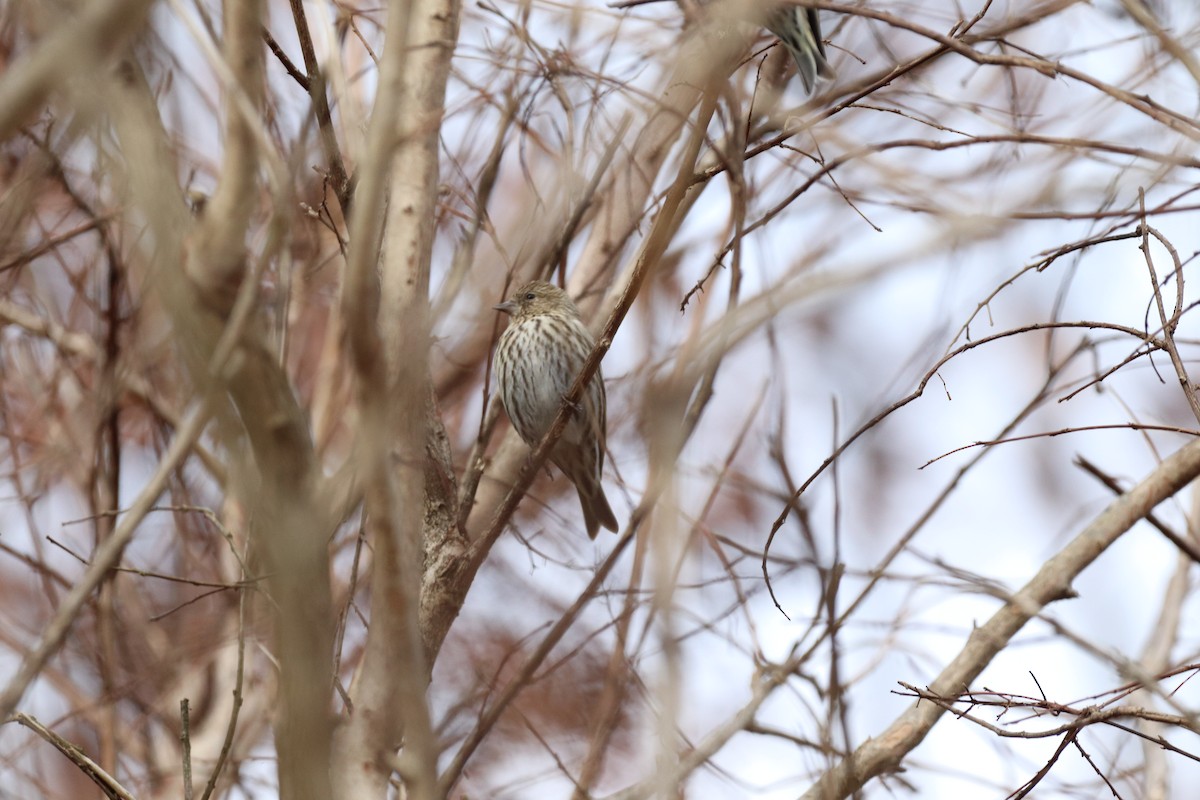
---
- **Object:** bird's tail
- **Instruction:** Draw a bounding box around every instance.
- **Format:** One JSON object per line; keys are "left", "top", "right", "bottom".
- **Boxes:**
{"left": 766, "top": 6, "right": 836, "bottom": 94}
{"left": 577, "top": 479, "right": 619, "bottom": 540}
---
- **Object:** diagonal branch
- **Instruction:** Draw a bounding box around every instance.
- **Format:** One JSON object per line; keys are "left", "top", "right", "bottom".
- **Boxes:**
{"left": 799, "top": 436, "right": 1200, "bottom": 799}
{"left": 0, "top": 0, "right": 155, "bottom": 140}
{"left": 0, "top": 399, "right": 212, "bottom": 718}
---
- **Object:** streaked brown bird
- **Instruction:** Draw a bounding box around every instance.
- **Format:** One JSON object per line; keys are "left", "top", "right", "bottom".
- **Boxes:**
{"left": 493, "top": 280, "right": 619, "bottom": 539}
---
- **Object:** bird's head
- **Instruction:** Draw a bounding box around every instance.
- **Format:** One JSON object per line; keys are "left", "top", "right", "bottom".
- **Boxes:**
{"left": 494, "top": 280, "right": 577, "bottom": 320}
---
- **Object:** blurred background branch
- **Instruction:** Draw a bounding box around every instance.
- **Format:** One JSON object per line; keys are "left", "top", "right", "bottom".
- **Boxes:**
{"left": 2, "top": 0, "right": 1200, "bottom": 798}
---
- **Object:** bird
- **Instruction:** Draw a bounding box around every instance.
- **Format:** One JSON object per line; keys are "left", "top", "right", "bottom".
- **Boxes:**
{"left": 765, "top": 3, "right": 835, "bottom": 94}
{"left": 493, "top": 280, "right": 619, "bottom": 539}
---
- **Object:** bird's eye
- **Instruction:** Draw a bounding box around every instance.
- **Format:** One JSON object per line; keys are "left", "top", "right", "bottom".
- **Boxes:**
{"left": 524, "top": 292, "right": 536, "bottom": 301}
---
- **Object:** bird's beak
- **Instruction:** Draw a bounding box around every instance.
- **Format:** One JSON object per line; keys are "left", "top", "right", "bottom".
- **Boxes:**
{"left": 494, "top": 300, "right": 517, "bottom": 315}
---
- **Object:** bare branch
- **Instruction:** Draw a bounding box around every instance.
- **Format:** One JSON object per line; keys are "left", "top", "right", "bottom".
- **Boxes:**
{"left": 801, "top": 436, "right": 1200, "bottom": 800}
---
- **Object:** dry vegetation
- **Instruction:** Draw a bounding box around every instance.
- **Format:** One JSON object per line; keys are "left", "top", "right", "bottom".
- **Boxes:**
{"left": 2, "top": 0, "right": 1200, "bottom": 798}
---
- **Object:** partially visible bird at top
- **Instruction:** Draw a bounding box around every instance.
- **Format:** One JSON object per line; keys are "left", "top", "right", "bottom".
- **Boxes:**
{"left": 493, "top": 280, "right": 619, "bottom": 540}
{"left": 765, "top": 3, "right": 835, "bottom": 94}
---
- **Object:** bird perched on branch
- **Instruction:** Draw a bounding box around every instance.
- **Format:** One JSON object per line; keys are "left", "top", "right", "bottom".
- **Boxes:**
{"left": 494, "top": 280, "right": 619, "bottom": 539}
{"left": 765, "top": 3, "right": 835, "bottom": 94}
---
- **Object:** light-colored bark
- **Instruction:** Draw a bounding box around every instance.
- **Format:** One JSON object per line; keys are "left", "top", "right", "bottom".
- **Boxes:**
{"left": 330, "top": 0, "right": 461, "bottom": 793}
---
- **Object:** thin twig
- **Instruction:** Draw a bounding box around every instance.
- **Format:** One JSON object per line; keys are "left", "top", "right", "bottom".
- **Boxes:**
{"left": 181, "top": 698, "right": 194, "bottom": 800}
{"left": 9, "top": 713, "right": 138, "bottom": 800}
